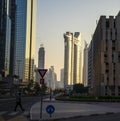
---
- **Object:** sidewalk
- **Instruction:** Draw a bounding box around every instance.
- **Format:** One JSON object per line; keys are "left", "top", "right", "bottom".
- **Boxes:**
{"left": 30, "top": 100, "right": 120, "bottom": 121}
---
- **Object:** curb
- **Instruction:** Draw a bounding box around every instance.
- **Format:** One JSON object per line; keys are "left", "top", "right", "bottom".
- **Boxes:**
{"left": 29, "top": 112, "right": 117, "bottom": 121}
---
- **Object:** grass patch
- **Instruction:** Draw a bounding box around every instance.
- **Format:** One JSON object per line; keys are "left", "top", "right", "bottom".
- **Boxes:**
{"left": 55, "top": 95, "right": 120, "bottom": 102}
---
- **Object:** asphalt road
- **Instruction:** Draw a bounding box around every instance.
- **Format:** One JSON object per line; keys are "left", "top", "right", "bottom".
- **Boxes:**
{"left": 0, "top": 96, "right": 41, "bottom": 111}
{"left": 1, "top": 97, "right": 120, "bottom": 121}
{"left": 57, "top": 113, "right": 120, "bottom": 121}
{"left": 0, "top": 96, "right": 41, "bottom": 120}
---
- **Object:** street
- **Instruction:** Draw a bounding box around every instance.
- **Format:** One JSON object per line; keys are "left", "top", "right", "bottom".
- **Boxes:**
{"left": 57, "top": 113, "right": 120, "bottom": 121}
{"left": 0, "top": 96, "right": 41, "bottom": 120}
{"left": 1, "top": 97, "right": 120, "bottom": 121}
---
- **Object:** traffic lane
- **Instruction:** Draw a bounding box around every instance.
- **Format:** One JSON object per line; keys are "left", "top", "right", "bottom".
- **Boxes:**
{"left": 0, "top": 96, "right": 41, "bottom": 111}
{"left": 57, "top": 113, "right": 120, "bottom": 121}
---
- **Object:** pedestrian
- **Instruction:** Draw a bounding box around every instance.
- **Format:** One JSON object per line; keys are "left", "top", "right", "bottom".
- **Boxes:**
{"left": 14, "top": 91, "right": 25, "bottom": 111}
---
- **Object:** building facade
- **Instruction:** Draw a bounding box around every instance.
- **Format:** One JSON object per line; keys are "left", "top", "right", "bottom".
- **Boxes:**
{"left": 88, "top": 12, "right": 120, "bottom": 96}
{"left": 46, "top": 66, "right": 57, "bottom": 90}
{"left": 36, "top": 44, "right": 45, "bottom": 82}
{"left": 14, "top": 0, "right": 27, "bottom": 80}
{"left": 64, "top": 32, "right": 85, "bottom": 87}
{"left": 60, "top": 68, "right": 64, "bottom": 88}
{"left": 38, "top": 44, "right": 45, "bottom": 69}
{"left": 13, "top": 0, "right": 36, "bottom": 82}
{"left": 83, "top": 41, "right": 88, "bottom": 87}
{"left": 0, "top": 0, "right": 12, "bottom": 77}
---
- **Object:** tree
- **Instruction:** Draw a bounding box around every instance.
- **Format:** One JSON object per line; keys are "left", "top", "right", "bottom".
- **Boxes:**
{"left": 27, "top": 80, "right": 34, "bottom": 94}
{"left": 41, "top": 83, "right": 47, "bottom": 95}
{"left": 34, "top": 82, "right": 41, "bottom": 95}
{"left": 73, "top": 83, "right": 88, "bottom": 94}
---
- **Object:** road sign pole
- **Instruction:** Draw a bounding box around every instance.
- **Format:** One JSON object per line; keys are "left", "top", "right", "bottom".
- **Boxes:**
{"left": 40, "top": 84, "right": 43, "bottom": 119}
{"left": 46, "top": 105, "right": 55, "bottom": 118}
{"left": 37, "top": 69, "right": 48, "bottom": 120}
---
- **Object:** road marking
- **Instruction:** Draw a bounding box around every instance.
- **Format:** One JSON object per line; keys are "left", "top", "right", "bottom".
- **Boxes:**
{"left": 0, "top": 111, "right": 7, "bottom": 115}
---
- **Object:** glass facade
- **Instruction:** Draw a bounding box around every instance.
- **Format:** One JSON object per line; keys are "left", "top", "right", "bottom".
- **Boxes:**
{"left": 14, "top": 0, "right": 27, "bottom": 79}
{"left": 14, "top": 0, "right": 36, "bottom": 81}
{"left": 24, "top": 0, "right": 36, "bottom": 81}
{"left": 0, "top": 0, "right": 11, "bottom": 76}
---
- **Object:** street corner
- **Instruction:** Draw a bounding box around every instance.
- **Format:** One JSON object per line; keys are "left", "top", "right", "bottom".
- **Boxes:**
{"left": 0, "top": 116, "right": 5, "bottom": 121}
{"left": 7, "top": 115, "right": 28, "bottom": 121}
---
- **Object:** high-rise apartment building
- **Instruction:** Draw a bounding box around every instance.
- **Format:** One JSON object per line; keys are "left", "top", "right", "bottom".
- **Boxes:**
{"left": 88, "top": 12, "right": 120, "bottom": 96}
{"left": 14, "top": 0, "right": 36, "bottom": 81}
{"left": 64, "top": 32, "right": 85, "bottom": 87}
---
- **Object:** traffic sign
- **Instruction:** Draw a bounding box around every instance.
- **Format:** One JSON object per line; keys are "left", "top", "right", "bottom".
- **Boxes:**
{"left": 38, "top": 69, "right": 48, "bottom": 78}
{"left": 40, "top": 79, "right": 44, "bottom": 84}
{"left": 46, "top": 105, "right": 55, "bottom": 115}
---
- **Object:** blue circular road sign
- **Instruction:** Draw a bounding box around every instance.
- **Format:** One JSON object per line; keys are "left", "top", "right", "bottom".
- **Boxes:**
{"left": 46, "top": 105, "right": 55, "bottom": 115}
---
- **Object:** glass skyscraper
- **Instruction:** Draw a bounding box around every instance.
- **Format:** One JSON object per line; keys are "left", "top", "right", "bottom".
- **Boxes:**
{"left": 14, "top": 0, "right": 27, "bottom": 79}
{"left": 14, "top": 0, "right": 36, "bottom": 82}
{"left": 0, "top": 0, "right": 11, "bottom": 76}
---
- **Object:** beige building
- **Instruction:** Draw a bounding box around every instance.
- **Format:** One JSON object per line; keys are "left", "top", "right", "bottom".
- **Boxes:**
{"left": 88, "top": 11, "right": 120, "bottom": 96}
{"left": 64, "top": 32, "right": 85, "bottom": 87}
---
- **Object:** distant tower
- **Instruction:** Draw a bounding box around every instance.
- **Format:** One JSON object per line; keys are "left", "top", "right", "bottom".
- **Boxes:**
{"left": 38, "top": 44, "right": 45, "bottom": 69}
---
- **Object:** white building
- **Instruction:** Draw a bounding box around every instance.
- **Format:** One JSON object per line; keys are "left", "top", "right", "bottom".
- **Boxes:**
{"left": 83, "top": 41, "right": 88, "bottom": 87}
{"left": 64, "top": 32, "right": 85, "bottom": 87}
{"left": 46, "top": 66, "right": 57, "bottom": 90}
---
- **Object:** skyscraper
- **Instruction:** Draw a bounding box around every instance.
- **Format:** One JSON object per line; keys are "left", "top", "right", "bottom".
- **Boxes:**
{"left": 13, "top": 0, "right": 36, "bottom": 82}
{"left": 64, "top": 32, "right": 85, "bottom": 87}
{"left": 60, "top": 68, "right": 64, "bottom": 88}
{"left": 83, "top": 41, "right": 88, "bottom": 87}
{"left": 9, "top": 0, "right": 16, "bottom": 76}
{"left": 88, "top": 12, "right": 120, "bottom": 96}
{"left": 0, "top": 0, "right": 12, "bottom": 76}
{"left": 36, "top": 44, "right": 45, "bottom": 82}
{"left": 38, "top": 44, "right": 45, "bottom": 69}
{"left": 14, "top": 0, "right": 27, "bottom": 80}
{"left": 46, "top": 66, "right": 57, "bottom": 90}
{"left": 64, "top": 32, "right": 73, "bottom": 86}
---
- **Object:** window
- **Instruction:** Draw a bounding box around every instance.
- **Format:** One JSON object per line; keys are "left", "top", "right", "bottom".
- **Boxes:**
{"left": 106, "top": 20, "right": 109, "bottom": 28}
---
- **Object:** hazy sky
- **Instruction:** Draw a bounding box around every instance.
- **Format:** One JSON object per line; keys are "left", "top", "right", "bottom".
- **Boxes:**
{"left": 36, "top": 0, "right": 120, "bottom": 80}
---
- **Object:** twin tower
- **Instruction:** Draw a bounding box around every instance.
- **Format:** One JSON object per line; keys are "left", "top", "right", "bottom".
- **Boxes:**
{"left": 64, "top": 32, "right": 88, "bottom": 87}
